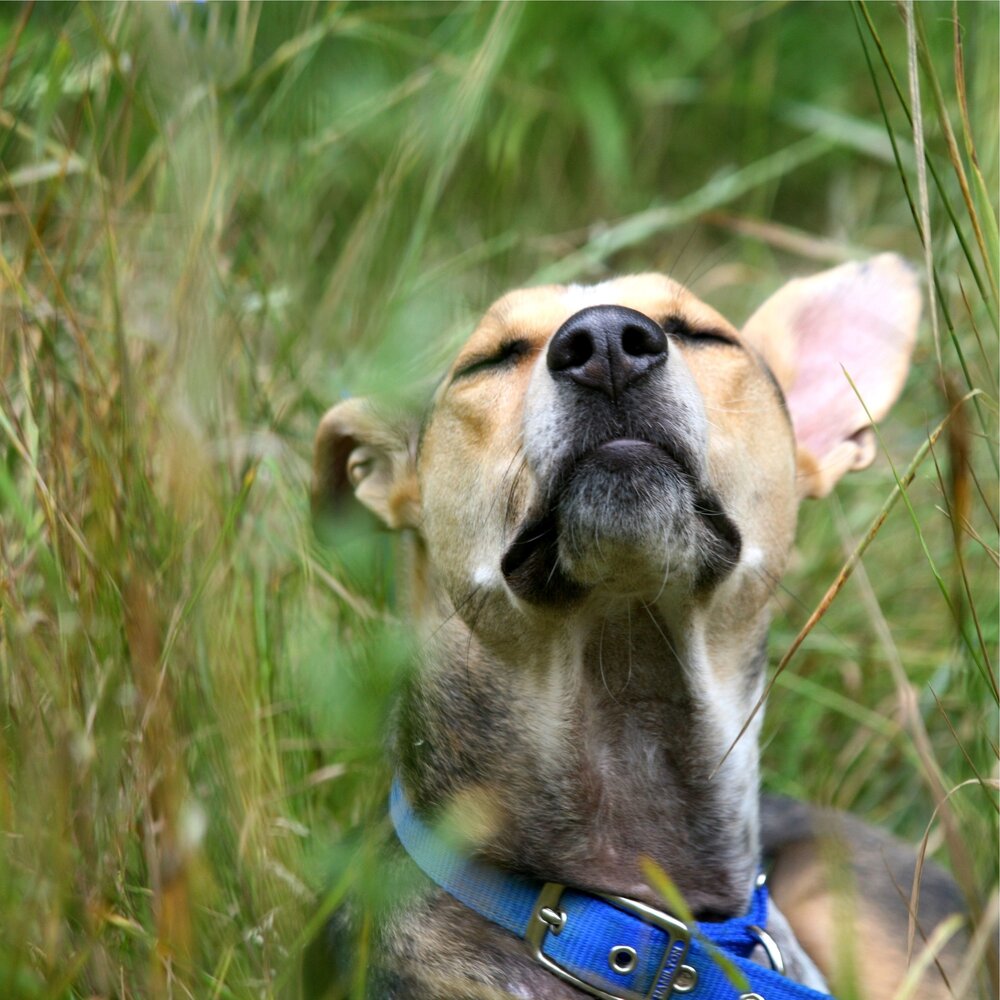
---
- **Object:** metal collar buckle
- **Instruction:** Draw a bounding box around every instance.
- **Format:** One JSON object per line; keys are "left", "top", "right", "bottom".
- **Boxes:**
{"left": 525, "top": 882, "right": 692, "bottom": 1000}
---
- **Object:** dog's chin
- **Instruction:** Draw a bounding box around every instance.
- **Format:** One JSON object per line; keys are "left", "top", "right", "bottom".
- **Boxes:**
{"left": 501, "top": 440, "right": 741, "bottom": 603}
{"left": 555, "top": 441, "right": 701, "bottom": 593}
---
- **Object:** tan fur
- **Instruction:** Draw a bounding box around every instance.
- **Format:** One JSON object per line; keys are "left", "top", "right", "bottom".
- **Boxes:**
{"left": 310, "top": 258, "right": 962, "bottom": 1000}
{"left": 411, "top": 274, "right": 798, "bottom": 653}
{"left": 768, "top": 841, "right": 961, "bottom": 999}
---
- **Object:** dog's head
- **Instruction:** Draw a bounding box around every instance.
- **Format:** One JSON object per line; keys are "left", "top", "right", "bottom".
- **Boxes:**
{"left": 314, "top": 255, "right": 918, "bottom": 656}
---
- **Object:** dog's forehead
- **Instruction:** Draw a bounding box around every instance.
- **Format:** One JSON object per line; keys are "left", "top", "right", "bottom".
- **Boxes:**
{"left": 458, "top": 273, "right": 736, "bottom": 358}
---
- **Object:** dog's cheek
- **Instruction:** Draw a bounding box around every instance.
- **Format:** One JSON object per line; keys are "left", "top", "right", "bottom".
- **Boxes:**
{"left": 702, "top": 402, "right": 798, "bottom": 622}
{"left": 421, "top": 480, "right": 501, "bottom": 601}
{"left": 419, "top": 416, "right": 525, "bottom": 606}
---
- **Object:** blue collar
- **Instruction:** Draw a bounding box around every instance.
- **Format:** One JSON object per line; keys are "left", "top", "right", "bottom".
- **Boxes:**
{"left": 391, "top": 778, "right": 834, "bottom": 1000}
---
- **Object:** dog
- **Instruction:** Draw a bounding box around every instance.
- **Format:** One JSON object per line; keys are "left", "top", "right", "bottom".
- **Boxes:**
{"left": 309, "top": 255, "right": 967, "bottom": 999}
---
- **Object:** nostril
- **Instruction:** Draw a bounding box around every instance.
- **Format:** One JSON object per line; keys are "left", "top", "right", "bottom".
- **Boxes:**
{"left": 621, "top": 323, "right": 665, "bottom": 357}
{"left": 549, "top": 326, "right": 595, "bottom": 372}
{"left": 566, "top": 330, "right": 593, "bottom": 367}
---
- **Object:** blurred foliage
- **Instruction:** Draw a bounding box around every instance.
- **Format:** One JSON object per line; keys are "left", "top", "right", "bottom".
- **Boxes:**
{"left": 0, "top": 1, "right": 996, "bottom": 997}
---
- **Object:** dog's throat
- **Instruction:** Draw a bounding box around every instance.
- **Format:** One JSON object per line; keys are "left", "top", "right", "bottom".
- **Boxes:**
{"left": 397, "top": 609, "right": 764, "bottom": 918}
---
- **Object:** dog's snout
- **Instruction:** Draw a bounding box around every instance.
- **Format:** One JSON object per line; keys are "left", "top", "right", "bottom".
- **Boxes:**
{"left": 547, "top": 305, "right": 667, "bottom": 398}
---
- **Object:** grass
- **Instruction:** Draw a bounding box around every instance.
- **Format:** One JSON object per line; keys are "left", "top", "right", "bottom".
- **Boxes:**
{"left": 0, "top": 2, "right": 996, "bottom": 998}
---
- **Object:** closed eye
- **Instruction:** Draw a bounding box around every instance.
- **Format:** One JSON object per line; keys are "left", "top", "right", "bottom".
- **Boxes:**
{"left": 660, "top": 315, "right": 739, "bottom": 348}
{"left": 452, "top": 338, "right": 532, "bottom": 381}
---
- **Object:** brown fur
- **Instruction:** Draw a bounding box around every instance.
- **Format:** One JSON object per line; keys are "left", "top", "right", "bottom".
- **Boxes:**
{"left": 309, "top": 257, "right": 965, "bottom": 999}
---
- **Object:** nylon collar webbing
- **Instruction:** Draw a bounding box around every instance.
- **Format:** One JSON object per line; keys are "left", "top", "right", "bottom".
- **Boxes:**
{"left": 390, "top": 778, "right": 834, "bottom": 1000}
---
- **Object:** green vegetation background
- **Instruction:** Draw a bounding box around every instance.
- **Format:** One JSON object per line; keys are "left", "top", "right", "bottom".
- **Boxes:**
{"left": 0, "top": 2, "right": 996, "bottom": 998}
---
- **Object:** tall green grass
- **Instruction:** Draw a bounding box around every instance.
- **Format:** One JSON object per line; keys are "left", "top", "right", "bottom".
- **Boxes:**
{"left": 0, "top": 2, "right": 995, "bottom": 997}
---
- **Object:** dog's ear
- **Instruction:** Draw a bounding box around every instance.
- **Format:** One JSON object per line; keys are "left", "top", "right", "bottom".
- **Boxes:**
{"left": 312, "top": 398, "right": 420, "bottom": 529}
{"left": 741, "top": 254, "right": 920, "bottom": 499}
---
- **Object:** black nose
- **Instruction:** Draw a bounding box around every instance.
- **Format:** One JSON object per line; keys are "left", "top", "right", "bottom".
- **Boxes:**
{"left": 547, "top": 305, "right": 668, "bottom": 399}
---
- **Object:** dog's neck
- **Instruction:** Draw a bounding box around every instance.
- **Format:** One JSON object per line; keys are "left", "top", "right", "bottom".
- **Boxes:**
{"left": 397, "top": 591, "right": 768, "bottom": 919}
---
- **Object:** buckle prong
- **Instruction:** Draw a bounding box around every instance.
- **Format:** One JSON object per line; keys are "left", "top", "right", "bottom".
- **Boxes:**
{"left": 538, "top": 905, "right": 566, "bottom": 933}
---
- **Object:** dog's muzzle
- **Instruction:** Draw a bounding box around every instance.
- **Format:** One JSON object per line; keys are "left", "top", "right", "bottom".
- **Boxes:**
{"left": 501, "top": 305, "right": 741, "bottom": 603}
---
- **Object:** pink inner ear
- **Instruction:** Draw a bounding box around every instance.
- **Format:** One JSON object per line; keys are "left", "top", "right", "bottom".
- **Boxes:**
{"left": 785, "top": 287, "right": 913, "bottom": 460}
